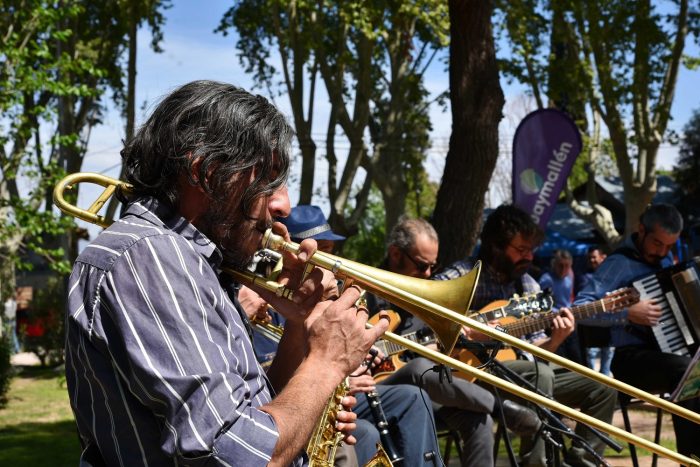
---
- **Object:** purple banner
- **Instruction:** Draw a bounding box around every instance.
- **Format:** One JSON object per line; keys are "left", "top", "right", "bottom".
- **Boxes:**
{"left": 512, "top": 108, "right": 582, "bottom": 229}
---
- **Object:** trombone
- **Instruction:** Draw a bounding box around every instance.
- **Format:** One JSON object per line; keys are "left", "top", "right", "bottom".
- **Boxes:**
{"left": 54, "top": 172, "right": 700, "bottom": 466}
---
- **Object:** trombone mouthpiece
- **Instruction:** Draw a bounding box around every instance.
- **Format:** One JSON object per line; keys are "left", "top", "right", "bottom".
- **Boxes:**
{"left": 262, "top": 228, "right": 299, "bottom": 254}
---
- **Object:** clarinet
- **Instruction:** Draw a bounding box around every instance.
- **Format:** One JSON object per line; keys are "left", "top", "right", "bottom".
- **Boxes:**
{"left": 366, "top": 390, "right": 404, "bottom": 465}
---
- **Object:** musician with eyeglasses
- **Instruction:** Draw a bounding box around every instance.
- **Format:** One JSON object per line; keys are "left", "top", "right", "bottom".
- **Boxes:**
{"left": 63, "top": 81, "right": 390, "bottom": 467}
{"left": 435, "top": 204, "right": 617, "bottom": 467}
{"left": 574, "top": 203, "right": 700, "bottom": 459}
{"left": 367, "top": 217, "right": 543, "bottom": 467}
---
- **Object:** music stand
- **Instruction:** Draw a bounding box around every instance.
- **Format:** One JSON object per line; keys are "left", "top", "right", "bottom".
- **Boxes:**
{"left": 671, "top": 346, "right": 700, "bottom": 402}
{"left": 459, "top": 340, "right": 621, "bottom": 467}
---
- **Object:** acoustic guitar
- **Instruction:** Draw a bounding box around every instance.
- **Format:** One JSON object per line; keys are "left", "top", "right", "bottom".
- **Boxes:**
{"left": 370, "top": 310, "right": 438, "bottom": 382}
{"left": 369, "top": 293, "right": 555, "bottom": 382}
{"left": 454, "top": 287, "right": 640, "bottom": 381}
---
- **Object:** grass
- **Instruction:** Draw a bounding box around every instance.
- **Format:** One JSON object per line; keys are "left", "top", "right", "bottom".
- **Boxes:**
{"left": 0, "top": 366, "right": 80, "bottom": 467}
{"left": 0, "top": 365, "right": 681, "bottom": 466}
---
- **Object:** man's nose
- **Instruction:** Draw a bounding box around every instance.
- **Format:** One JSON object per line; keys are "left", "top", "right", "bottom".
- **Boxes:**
{"left": 269, "top": 186, "right": 290, "bottom": 218}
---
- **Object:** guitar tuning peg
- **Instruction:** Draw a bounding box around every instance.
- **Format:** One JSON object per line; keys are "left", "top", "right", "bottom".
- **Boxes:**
{"left": 513, "top": 293, "right": 520, "bottom": 299}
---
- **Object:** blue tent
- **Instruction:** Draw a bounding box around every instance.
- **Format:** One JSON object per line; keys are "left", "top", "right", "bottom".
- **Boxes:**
{"left": 537, "top": 228, "right": 591, "bottom": 258}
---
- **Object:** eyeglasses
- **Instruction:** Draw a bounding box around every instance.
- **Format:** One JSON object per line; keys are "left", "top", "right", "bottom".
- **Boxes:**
{"left": 400, "top": 248, "right": 437, "bottom": 273}
{"left": 507, "top": 243, "right": 537, "bottom": 256}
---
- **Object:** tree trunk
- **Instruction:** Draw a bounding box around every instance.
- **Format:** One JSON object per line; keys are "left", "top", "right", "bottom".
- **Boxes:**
{"left": 433, "top": 0, "right": 504, "bottom": 267}
{"left": 105, "top": 0, "right": 138, "bottom": 223}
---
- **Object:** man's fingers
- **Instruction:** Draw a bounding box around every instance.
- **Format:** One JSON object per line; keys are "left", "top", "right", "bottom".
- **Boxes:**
{"left": 296, "top": 238, "right": 317, "bottom": 263}
{"left": 368, "top": 314, "right": 390, "bottom": 342}
{"left": 336, "top": 410, "right": 357, "bottom": 423}
{"left": 291, "top": 266, "right": 326, "bottom": 305}
{"left": 330, "top": 285, "right": 362, "bottom": 311}
{"left": 270, "top": 221, "right": 291, "bottom": 241}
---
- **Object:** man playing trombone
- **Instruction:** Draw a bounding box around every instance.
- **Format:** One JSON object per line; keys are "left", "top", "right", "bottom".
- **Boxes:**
{"left": 63, "top": 81, "right": 388, "bottom": 467}
{"left": 435, "top": 205, "right": 617, "bottom": 467}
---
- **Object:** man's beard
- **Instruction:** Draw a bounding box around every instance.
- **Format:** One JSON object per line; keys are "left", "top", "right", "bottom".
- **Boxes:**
{"left": 196, "top": 196, "right": 270, "bottom": 270}
{"left": 492, "top": 250, "right": 531, "bottom": 281}
{"left": 644, "top": 253, "right": 664, "bottom": 266}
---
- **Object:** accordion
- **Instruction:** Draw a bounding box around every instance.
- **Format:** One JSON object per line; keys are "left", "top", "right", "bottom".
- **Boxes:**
{"left": 632, "top": 257, "right": 700, "bottom": 357}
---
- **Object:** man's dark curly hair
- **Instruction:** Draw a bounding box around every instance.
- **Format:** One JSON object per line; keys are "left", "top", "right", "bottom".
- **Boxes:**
{"left": 479, "top": 204, "right": 544, "bottom": 264}
{"left": 121, "top": 80, "right": 292, "bottom": 217}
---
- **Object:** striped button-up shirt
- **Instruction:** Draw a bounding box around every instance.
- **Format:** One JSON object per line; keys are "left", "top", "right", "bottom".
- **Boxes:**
{"left": 66, "top": 197, "right": 299, "bottom": 466}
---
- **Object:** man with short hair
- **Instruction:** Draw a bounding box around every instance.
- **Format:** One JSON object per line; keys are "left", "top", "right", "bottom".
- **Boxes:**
{"left": 575, "top": 203, "right": 700, "bottom": 458}
{"left": 65, "top": 81, "right": 388, "bottom": 466}
{"left": 539, "top": 249, "right": 583, "bottom": 364}
{"left": 436, "top": 205, "right": 616, "bottom": 467}
{"left": 369, "top": 217, "right": 542, "bottom": 467}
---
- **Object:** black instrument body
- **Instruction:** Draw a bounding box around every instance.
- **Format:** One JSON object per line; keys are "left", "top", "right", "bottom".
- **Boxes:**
{"left": 365, "top": 390, "right": 403, "bottom": 465}
{"left": 633, "top": 257, "right": 700, "bottom": 357}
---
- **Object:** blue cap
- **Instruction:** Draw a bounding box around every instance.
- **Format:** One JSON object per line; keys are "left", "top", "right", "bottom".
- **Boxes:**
{"left": 279, "top": 205, "right": 346, "bottom": 242}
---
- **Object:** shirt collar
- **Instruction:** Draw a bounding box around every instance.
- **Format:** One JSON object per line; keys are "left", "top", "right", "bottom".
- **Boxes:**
{"left": 122, "top": 196, "right": 222, "bottom": 267}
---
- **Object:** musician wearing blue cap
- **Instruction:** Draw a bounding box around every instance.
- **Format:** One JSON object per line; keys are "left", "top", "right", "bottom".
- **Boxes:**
{"left": 575, "top": 203, "right": 700, "bottom": 458}
{"left": 242, "top": 205, "right": 441, "bottom": 466}
{"left": 281, "top": 204, "right": 346, "bottom": 253}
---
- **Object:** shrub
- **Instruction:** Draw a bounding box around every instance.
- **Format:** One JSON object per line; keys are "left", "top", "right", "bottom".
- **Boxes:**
{"left": 22, "top": 277, "right": 65, "bottom": 367}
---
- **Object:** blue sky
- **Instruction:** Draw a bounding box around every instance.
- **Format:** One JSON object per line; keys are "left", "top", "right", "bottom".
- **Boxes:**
{"left": 82, "top": 0, "right": 700, "bottom": 213}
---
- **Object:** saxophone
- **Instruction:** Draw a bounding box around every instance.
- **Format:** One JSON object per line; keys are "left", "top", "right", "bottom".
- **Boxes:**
{"left": 253, "top": 318, "right": 395, "bottom": 466}
{"left": 252, "top": 318, "right": 350, "bottom": 465}
{"left": 307, "top": 378, "right": 350, "bottom": 466}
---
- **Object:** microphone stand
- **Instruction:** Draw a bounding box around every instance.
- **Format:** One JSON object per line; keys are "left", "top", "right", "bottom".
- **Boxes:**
{"left": 458, "top": 340, "right": 621, "bottom": 467}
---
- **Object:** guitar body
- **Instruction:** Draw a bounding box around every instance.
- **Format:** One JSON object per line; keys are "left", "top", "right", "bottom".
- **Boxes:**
{"left": 452, "top": 348, "right": 517, "bottom": 382}
{"left": 372, "top": 355, "right": 405, "bottom": 382}
{"left": 370, "top": 309, "right": 405, "bottom": 382}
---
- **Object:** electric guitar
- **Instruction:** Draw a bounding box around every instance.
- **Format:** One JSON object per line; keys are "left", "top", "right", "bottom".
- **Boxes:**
{"left": 369, "top": 293, "right": 555, "bottom": 381}
{"left": 454, "top": 287, "right": 640, "bottom": 381}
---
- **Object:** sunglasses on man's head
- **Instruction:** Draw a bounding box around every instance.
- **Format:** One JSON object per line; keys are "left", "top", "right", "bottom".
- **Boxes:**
{"left": 400, "top": 248, "right": 437, "bottom": 273}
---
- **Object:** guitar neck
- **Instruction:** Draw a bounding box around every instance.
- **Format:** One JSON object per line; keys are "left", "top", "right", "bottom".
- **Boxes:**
{"left": 503, "top": 299, "right": 608, "bottom": 336}
{"left": 375, "top": 330, "right": 435, "bottom": 357}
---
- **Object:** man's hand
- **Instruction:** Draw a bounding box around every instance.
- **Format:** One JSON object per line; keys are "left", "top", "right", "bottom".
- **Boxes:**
{"left": 462, "top": 320, "right": 499, "bottom": 342}
{"left": 255, "top": 222, "right": 339, "bottom": 323}
{"left": 306, "top": 286, "right": 390, "bottom": 382}
{"left": 336, "top": 395, "right": 358, "bottom": 444}
{"left": 627, "top": 299, "right": 662, "bottom": 326}
{"left": 237, "top": 286, "right": 269, "bottom": 321}
{"left": 548, "top": 307, "right": 575, "bottom": 348}
{"left": 348, "top": 373, "right": 376, "bottom": 396}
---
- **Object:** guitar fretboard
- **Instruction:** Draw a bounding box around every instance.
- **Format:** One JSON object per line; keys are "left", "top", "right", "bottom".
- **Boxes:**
{"left": 503, "top": 296, "right": 622, "bottom": 336}
{"left": 374, "top": 330, "right": 431, "bottom": 357}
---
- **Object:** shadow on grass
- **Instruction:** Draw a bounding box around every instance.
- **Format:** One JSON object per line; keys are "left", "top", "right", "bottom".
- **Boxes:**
{"left": 12, "top": 365, "right": 65, "bottom": 382}
{"left": 0, "top": 419, "right": 80, "bottom": 467}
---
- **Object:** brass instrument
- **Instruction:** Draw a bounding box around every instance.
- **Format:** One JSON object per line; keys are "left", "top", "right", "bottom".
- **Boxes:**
{"left": 252, "top": 317, "right": 395, "bottom": 466}
{"left": 252, "top": 318, "right": 349, "bottom": 465}
{"left": 306, "top": 378, "right": 349, "bottom": 466}
{"left": 54, "top": 173, "right": 700, "bottom": 466}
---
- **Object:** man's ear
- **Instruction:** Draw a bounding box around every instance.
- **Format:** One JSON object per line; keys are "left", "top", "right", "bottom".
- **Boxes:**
{"left": 187, "top": 155, "right": 209, "bottom": 192}
{"left": 388, "top": 245, "right": 402, "bottom": 267}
